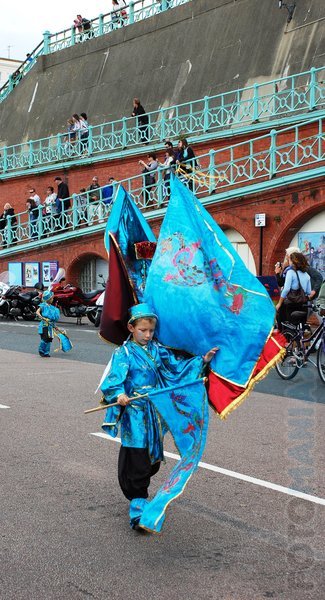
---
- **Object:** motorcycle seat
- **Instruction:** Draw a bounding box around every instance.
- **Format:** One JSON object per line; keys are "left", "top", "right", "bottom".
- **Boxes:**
{"left": 20, "top": 293, "right": 35, "bottom": 301}
{"left": 83, "top": 290, "right": 102, "bottom": 299}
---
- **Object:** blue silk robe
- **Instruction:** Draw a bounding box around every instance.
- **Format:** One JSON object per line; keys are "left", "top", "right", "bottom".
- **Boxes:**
{"left": 101, "top": 340, "right": 204, "bottom": 463}
{"left": 37, "top": 303, "right": 60, "bottom": 336}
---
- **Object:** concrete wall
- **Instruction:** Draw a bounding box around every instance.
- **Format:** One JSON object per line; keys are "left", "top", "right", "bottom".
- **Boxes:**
{"left": 0, "top": 0, "right": 324, "bottom": 147}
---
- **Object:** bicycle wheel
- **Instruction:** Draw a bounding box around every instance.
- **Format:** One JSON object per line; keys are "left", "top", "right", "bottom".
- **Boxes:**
{"left": 317, "top": 341, "right": 325, "bottom": 384}
{"left": 276, "top": 331, "right": 300, "bottom": 380}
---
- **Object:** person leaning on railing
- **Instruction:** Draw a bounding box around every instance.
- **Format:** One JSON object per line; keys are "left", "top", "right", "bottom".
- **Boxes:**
{"left": 54, "top": 176, "right": 70, "bottom": 228}
{"left": 132, "top": 98, "right": 149, "bottom": 144}
{"left": 44, "top": 186, "right": 58, "bottom": 234}
{"left": 26, "top": 198, "right": 39, "bottom": 239}
{"left": 139, "top": 153, "right": 158, "bottom": 204}
{"left": 0, "top": 203, "right": 17, "bottom": 247}
{"left": 177, "top": 138, "right": 197, "bottom": 191}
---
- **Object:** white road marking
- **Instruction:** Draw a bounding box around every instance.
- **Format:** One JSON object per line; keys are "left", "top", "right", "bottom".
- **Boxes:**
{"left": 0, "top": 404, "right": 10, "bottom": 409}
{"left": 90, "top": 432, "right": 325, "bottom": 507}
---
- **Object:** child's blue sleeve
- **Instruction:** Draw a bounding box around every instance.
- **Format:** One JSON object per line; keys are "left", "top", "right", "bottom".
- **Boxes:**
{"left": 100, "top": 346, "right": 129, "bottom": 402}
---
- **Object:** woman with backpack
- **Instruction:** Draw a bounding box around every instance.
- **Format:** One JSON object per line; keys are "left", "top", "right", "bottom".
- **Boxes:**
{"left": 276, "top": 252, "right": 312, "bottom": 330}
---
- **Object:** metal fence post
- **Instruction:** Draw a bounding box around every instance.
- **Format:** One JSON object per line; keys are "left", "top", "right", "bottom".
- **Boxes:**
{"left": 208, "top": 149, "right": 215, "bottom": 194}
{"left": 269, "top": 129, "right": 277, "bottom": 179}
{"left": 252, "top": 83, "right": 260, "bottom": 123}
{"left": 2, "top": 146, "right": 8, "bottom": 173}
{"left": 37, "top": 205, "right": 43, "bottom": 239}
{"left": 6, "top": 215, "right": 12, "bottom": 246}
{"left": 122, "top": 118, "right": 127, "bottom": 149}
{"left": 309, "top": 67, "right": 316, "bottom": 111}
{"left": 160, "top": 109, "right": 166, "bottom": 141}
{"left": 28, "top": 141, "right": 34, "bottom": 168}
{"left": 71, "top": 26, "right": 76, "bottom": 46}
{"left": 8, "top": 75, "right": 14, "bottom": 92}
{"left": 88, "top": 126, "right": 93, "bottom": 155}
{"left": 203, "top": 96, "right": 210, "bottom": 132}
{"left": 43, "top": 31, "right": 51, "bottom": 55}
{"left": 161, "top": 0, "right": 167, "bottom": 11}
{"left": 98, "top": 14, "right": 104, "bottom": 35}
{"left": 157, "top": 168, "right": 164, "bottom": 206}
{"left": 129, "top": 2, "right": 134, "bottom": 24}
{"left": 72, "top": 194, "right": 79, "bottom": 229}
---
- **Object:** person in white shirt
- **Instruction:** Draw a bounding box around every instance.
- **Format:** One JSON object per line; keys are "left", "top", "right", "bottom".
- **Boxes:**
{"left": 29, "top": 188, "right": 41, "bottom": 207}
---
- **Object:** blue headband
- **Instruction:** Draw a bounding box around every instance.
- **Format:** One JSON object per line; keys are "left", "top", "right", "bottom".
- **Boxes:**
{"left": 42, "top": 290, "right": 54, "bottom": 302}
{"left": 128, "top": 303, "right": 158, "bottom": 324}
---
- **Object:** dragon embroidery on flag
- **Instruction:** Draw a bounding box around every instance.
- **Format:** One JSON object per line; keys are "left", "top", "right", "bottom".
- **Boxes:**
{"left": 161, "top": 232, "right": 247, "bottom": 314}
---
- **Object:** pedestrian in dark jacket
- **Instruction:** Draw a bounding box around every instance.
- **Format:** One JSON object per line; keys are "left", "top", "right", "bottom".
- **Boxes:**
{"left": 0, "top": 203, "right": 17, "bottom": 246}
{"left": 54, "top": 177, "right": 70, "bottom": 227}
{"left": 132, "top": 98, "right": 149, "bottom": 144}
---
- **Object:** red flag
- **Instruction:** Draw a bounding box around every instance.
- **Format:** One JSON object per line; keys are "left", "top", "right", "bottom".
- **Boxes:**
{"left": 207, "top": 331, "right": 287, "bottom": 419}
{"left": 100, "top": 234, "right": 137, "bottom": 345}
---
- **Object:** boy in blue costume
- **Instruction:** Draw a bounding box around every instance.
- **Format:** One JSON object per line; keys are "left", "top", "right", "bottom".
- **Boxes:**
{"left": 36, "top": 290, "right": 60, "bottom": 357}
{"left": 100, "top": 303, "right": 217, "bottom": 529}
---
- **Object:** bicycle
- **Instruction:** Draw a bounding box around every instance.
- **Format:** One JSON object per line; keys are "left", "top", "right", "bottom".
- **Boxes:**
{"left": 276, "top": 304, "right": 325, "bottom": 383}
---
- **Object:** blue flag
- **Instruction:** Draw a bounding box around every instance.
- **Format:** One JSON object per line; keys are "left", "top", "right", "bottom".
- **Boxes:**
{"left": 144, "top": 176, "right": 275, "bottom": 388}
{"left": 139, "top": 378, "right": 208, "bottom": 534}
{"left": 104, "top": 185, "right": 156, "bottom": 301}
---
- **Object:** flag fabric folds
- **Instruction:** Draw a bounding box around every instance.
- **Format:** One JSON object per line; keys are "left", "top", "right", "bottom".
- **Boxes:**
{"left": 139, "top": 378, "right": 208, "bottom": 534}
{"left": 100, "top": 234, "right": 136, "bottom": 345}
{"left": 100, "top": 186, "right": 156, "bottom": 344}
{"left": 144, "top": 176, "right": 284, "bottom": 419}
{"left": 104, "top": 185, "right": 156, "bottom": 301}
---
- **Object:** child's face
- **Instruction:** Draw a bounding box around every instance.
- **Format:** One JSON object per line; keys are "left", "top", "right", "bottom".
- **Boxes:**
{"left": 128, "top": 318, "right": 156, "bottom": 346}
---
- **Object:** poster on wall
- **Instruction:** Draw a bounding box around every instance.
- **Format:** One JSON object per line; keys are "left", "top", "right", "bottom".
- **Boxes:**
{"left": 298, "top": 231, "right": 325, "bottom": 278}
{"left": 8, "top": 262, "right": 23, "bottom": 286}
{"left": 24, "top": 262, "right": 40, "bottom": 288}
{"left": 42, "top": 261, "right": 59, "bottom": 287}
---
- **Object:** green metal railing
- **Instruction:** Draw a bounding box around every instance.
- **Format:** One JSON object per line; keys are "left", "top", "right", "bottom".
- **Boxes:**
{"left": 0, "top": 1, "right": 189, "bottom": 104}
{"left": 0, "top": 66, "right": 324, "bottom": 177}
{"left": 1, "top": 117, "right": 323, "bottom": 254}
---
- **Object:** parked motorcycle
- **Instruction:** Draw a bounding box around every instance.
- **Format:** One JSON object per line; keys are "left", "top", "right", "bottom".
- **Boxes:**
{"left": 0, "top": 272, "right": 11, "bottom": 317}
{"left": 50, "top": 268, "right": 104, "bottom": 325}
{"left": 5, "top": 285, "right": 40, "bottom": 320}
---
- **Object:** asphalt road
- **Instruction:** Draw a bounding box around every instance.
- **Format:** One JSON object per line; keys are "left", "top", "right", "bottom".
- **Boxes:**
{"left": 0, "top": 319, "right": 324, "bottom": 600}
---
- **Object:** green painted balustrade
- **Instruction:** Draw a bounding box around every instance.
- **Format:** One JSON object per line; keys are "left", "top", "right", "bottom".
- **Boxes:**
{"left": 0, "top": 66, "right": 324, "bottom": 177}
{"left": 0, "top": 1, "right": 189, "bottom": 103}
{"left": 0, "top": 117, "right": 323, "bottom": 254}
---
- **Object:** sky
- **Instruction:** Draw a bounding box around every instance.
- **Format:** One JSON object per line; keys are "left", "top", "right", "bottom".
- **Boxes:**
{"left": 0, "top": 1, "right": 149, "bottom": 60}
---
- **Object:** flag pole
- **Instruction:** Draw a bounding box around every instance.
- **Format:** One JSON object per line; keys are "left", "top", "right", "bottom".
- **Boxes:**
{"left": 84, "top": 392, "right": 149, "bottom": 414}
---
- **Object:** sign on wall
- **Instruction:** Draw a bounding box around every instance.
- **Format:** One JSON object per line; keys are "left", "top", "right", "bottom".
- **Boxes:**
{"left": 8, "top": 262, "right": 23, "bottom": 286}
{"left": 298, "top": 231, "right": 325, "bottom": 278}
{"left": 24, "top": 262, "right": 40, "bottom": 287}
{"left": 42, "top": 261, "right": 59, "bottom": 287}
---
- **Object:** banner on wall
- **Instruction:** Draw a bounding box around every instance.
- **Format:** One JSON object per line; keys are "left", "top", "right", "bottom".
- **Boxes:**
{"left": 298, "top": 231, "right": 325, "bottom": 278}
{"left": 24, "top": 262, "right": 40, "bottom": 287}
{"left": 8, "top": 262, "right": 23, "bottom": 286}
{"left": 42, "top": 261, "right": 59, "bottom": 287}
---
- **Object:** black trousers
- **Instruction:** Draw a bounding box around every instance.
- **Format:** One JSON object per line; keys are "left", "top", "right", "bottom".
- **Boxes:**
{"left": 118, "top": 446, "right": 160, "bottom": 501}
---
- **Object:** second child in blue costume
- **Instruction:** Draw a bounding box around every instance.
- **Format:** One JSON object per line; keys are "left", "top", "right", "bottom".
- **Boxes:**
{"left": 36, "top": 290, "right": 60, "bottom": 357}
{"left": 100, "top": 303, "right": 217, "bottom": 529}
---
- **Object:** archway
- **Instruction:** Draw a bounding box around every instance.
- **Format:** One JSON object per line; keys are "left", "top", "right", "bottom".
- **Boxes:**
{"left": 67, "top": 252, "right": 108, "bottom": 291}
